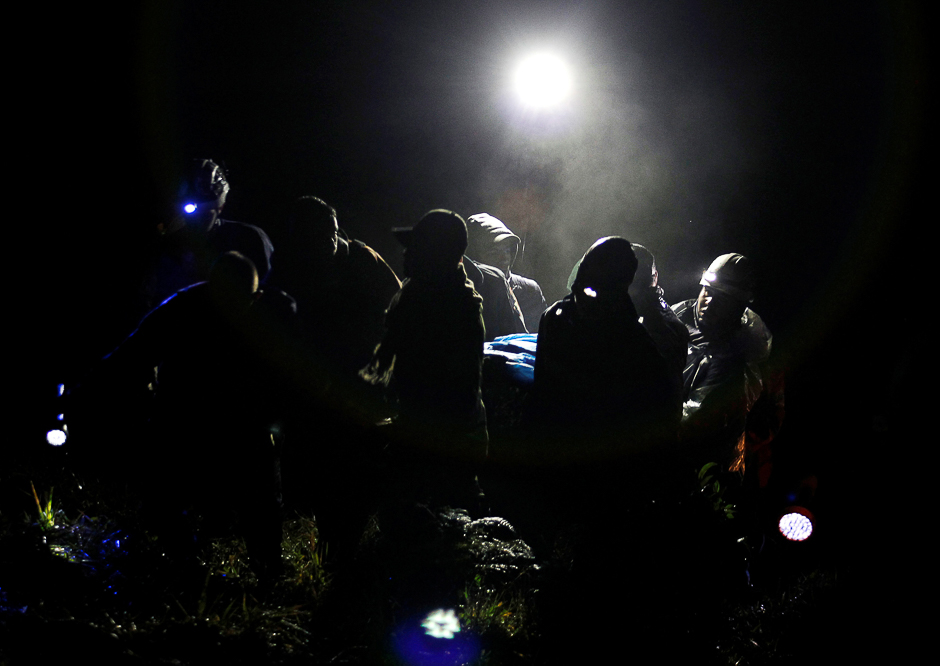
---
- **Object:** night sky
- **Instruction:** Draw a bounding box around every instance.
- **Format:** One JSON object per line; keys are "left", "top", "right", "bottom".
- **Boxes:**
{"left": 25, "top": 0, "right": 927, "bottom": 531}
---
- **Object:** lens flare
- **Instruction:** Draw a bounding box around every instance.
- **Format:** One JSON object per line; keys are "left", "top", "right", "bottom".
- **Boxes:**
{"left": 184, "top": 203, "right": 198, "bottom": 214}
{"left": 515, "top": 53, "right": 571, "bottom": 108}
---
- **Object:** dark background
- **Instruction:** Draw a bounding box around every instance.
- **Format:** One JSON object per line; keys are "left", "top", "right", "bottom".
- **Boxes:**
{"left": 21, "top": 0, "right": 927, "bottom": 594}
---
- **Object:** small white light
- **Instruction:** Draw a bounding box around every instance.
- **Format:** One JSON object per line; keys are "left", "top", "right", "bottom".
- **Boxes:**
{"left": 183, "top": 203, "right": 197, "bottom": 214}
{"left": 57, "top": 384, "right": 65, "bottom": 396}
{"left": 57, "top": 414, "right": 65, "bottom": 421}
{"left": 703, "top": 271, "right": 717, "bottom": 283}
{"left": 422, "top": 608, "right": 461, "bottom": 639}
{"left": 46, "top": 429, "right": 67, "bottom": 446}
{"left": 779, "top": 509, "right": 813, "bottom": 541}
{"left": 583, "top": 287, "right": 597, "bottom": 298}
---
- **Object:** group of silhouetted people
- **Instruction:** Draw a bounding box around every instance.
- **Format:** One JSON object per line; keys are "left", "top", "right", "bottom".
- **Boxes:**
{"left": 82, "top": 158, "right": 783, "bottom": 602}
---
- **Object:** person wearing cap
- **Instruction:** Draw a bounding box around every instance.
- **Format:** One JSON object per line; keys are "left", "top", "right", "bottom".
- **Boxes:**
{"left": 671, "top": 253, "right": 775, "bottom": 474}
{"left": 466, "top": 213, "right": 546, "bottom": 333}
{"left": 361, "top": 209, "right": 488, "bottom": 461}
{"left": 143, "top": 159, "right": 275, "bottom": 313}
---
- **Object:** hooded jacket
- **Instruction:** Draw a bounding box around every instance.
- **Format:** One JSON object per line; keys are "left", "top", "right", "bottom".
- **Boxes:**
{"left": 466, "top": 213, "right": 547, "bottom": 332}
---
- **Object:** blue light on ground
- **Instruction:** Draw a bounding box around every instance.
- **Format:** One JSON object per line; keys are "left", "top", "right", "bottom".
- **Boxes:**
{"left": 392, "top": 609, "right": 479, "bottom": 666}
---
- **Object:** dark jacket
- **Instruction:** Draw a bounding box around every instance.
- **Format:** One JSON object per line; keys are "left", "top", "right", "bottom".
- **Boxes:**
{"left": 361, "top": 264, "right": 487, "bottom": 458}
{"left": 268, "top": 235, "right": 401, "bottom": 382}
{"left": 466, "top": 213, "right": 546, "bottom": 332}
{"left": 143, "top": 218, "right": 274, "bottom": 313}
{"left": 528, "top": 291, "right": 681, "bottom": 464}
{"left": 671, "top": 299, "right": 773, "bottom": 470}
{"left": 464, "top": 257, "right": 527, "bottom": 340}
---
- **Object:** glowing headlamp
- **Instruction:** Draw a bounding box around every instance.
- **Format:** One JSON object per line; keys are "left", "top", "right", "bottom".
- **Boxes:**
{"left": 778, "top": 506, "right": 814, "bottom": 542}
{"left": 46, "top": 428, "right": 67, "bottom": 446}
{"left": 183, "top": 203, "right": 198, "bottom": 214}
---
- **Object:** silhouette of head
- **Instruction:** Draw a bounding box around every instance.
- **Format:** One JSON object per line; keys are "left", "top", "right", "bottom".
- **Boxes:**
{"left": 396, "top": 209, "right": 468, "bottom": 280}
{"left": 209, "top": 251, "right": 258, "bottom": 313}
{"left": 572, "top": 237, "right": 638, "bottom": 302}
{"left": 178, "top": 159, "right": 229, "bottom": 233}
{"left": 288, "top": 196, "right": 339, "bottom": 263}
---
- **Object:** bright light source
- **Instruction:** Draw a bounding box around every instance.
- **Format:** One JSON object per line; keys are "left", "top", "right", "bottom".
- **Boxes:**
{"left": 778, "top": 507, "right": 814, "bottom": 541}
{"left": 46, "top": 429, "right": 67, "bottom": 446}
{"left": 583, "top": 287, "right": 597, "bottom": 298}
{"left": 183, "top": 203, "right": 198, "bottom": 214}
{"left": 515, "top": 53, "right": 571, "bottom": 108}
{"left": 703, "top": 271, "right": 717, "bottom": 283}
{"left": 421, "top": 608, "right": 461, "bottom": 639}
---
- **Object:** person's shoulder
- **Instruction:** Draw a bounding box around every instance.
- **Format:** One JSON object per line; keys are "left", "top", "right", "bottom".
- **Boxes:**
{"left": 472, "top": 259, "right": 508, "bottom": 282}
{"left": 741, "top": 307, "right": 772, "bottom": 359}
{"left": 345, "top": 238, "right": 402, "bottom": 286}
{"left": 216, "top": 218, "right": 269, "bottom": 238}
{"left": 348, "top": 238, "right": 393, "bottom": 268}
{"left": 509, "top": 273, "right": 541, "bottom": 291}
{"left": 257, "top": 287, "right": 298, "bottom": 317}
{"left": 542, "top": 296, "right": 575, "bottom": 320}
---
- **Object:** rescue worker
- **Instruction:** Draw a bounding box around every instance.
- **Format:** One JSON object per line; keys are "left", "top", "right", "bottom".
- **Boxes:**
{"left": 362, "top": 210, "right": 487, "bottom": 453}
{"left": 522, "top": 238, "right": 685, "bottom": 660}
{"left": 566, "top": 242, "right": 689, "bottom": 376}
{"left": 671, "top": 253, "right": 775, "bottom": 474}
{"left": 267, "top": 196, "right": 401, "bottom": 395}
{"left": 530, "top": 236, "right": 681, "bottom": 464}
{"left": 462, "top": 255, "right": 527, "bottom": 341}
{"left": 143, "top": 159, "right": 274, "bottom": 312}
{"left": 360, "top": 210, "right": 488, "bottom": 513}
{"left": 103, "top": 252, "right": 295, "bottom": 579}
{"left": 466, "top": 213, "right": 547, "bottom": 332}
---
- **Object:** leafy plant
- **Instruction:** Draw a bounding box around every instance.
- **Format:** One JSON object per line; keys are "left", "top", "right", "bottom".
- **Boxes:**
{"left": 30, "top": 481, "right": 58, "bottom": 531}
{"left": 698, "top": 462, "right": 737, "bottom": 520}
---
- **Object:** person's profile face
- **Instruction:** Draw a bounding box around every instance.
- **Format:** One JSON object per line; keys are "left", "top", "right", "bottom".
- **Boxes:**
{"left": 696, "top": 286, "right": 740, "bottom": 333}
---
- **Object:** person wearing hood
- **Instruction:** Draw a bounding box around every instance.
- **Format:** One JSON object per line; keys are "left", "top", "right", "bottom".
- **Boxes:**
{"left": 466, "top": 213, "right": 547, "bottom": 333}
{"left": 566, "top": 242, "right": 689, "bottom": 379}
{"left": 671, "top": 253, "right": 778, "bottom": 475}
{"left": 528, "top": 236, "right": 681, "bottom": 465}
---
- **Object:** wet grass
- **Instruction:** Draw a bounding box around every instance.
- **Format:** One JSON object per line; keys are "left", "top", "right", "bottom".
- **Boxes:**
{"left": 1, "top": 458, "right": 840, "bottom": 665}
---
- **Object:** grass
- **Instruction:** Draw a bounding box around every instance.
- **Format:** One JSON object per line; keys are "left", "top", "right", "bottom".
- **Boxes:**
{"left": 0, "top": 455, "right": 842, "bottom": 665}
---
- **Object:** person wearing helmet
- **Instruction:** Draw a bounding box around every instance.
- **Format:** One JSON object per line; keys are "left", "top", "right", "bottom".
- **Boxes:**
{"left": 466, "top": 213, "right": 546, "bottom": 333}
{"left": 143, "top": 159, "right": 275, "bottom": 312}
{"left": 671, "top": 253, "right": 775, "bottom": 474}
